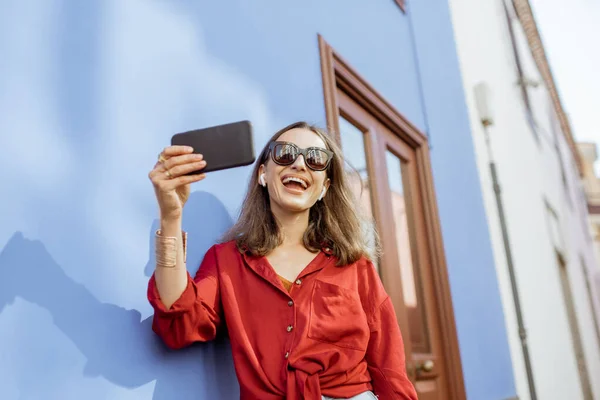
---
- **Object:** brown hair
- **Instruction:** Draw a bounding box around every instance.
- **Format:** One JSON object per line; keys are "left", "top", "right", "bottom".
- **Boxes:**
{"left": 220, "top": 121, "right": 380, "bottom": 266}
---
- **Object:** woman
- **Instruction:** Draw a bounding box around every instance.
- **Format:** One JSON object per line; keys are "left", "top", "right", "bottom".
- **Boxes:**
{"left": 147, "top": 121, "right": 418, "bottom": 400}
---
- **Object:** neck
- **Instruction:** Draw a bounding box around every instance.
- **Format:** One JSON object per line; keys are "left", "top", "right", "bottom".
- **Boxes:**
{"left": 270, "top": 203, "right": 310, "bottom": 246}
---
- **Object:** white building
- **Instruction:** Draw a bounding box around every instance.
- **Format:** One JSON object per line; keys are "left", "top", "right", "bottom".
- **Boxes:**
{"left": 576, "top": 141, "right": 600, "bottom": 341}
{"left": 449, "top": 0, "right": 600, "bottom": 399}
{"left": 578, "top": 143, "right": 600, "bottom": 262}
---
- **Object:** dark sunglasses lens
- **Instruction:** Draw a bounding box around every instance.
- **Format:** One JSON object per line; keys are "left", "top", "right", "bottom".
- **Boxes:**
{"left": 273, "top": 144, "right": 297, "bottom": 165}
{"left": 306, "top": 149, "right": 330, "bottom": 170}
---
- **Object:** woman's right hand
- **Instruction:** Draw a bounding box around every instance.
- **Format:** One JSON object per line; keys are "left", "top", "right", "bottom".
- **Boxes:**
{"left": 149, "top": 146, "right": 207, "bottom": 220}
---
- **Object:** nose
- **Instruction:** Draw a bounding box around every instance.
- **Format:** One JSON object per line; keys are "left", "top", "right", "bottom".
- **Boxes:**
{"left": 290, "top": 153, "right": 307, "bottom": 171}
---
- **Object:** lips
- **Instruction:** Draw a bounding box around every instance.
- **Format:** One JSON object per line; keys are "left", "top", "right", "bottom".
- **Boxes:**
{"left": 281, "top": 175, "right": 310, "bottom": 191}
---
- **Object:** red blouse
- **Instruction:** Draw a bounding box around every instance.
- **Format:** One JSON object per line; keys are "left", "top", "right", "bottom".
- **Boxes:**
{"left": 147, "top": 241, "right": 417, "bottom": 400}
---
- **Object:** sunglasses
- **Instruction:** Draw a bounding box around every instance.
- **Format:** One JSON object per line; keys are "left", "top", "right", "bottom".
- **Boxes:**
{"left": 267, "top": 141, "right": 334, "bottom": 171}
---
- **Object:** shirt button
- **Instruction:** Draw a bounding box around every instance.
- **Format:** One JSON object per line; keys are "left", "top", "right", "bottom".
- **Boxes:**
{"left": 285, "top": 351, "right": 290, "bottom": 359}
{"left": 287, "top": 325, "right": 294, "bottom": 332}
{"left": 295, "top": 279, "right": 302, "bottom": 285}
{"left": 288, "top": 300, "right": 294, "bottom": 307}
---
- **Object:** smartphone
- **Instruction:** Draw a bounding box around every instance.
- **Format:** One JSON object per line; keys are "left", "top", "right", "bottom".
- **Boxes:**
{"left": 171, "top": 120, "right": 256, "bottom": 174}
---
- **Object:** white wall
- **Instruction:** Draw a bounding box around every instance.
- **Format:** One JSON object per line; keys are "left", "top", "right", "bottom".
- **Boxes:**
{"left": 576, "top": 143, "right": 600, "bottom": 326}
{"left": 448, "top": 0, "right": 600, "bottom": 399}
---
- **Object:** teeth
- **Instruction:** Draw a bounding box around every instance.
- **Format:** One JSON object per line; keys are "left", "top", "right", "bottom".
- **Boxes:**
{"left": 283, "top": 176, "right": 308, "bottom": 189}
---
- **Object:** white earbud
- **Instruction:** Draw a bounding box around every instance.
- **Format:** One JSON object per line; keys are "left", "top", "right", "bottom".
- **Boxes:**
{"left": 318, "top": 187, "right": 326, "bottom": 201}
{"left": 259, "top": 173, "right": 266, "bottom": 187}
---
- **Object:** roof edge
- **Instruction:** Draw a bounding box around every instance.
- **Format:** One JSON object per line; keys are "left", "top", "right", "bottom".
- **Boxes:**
{"left": 512, "top": 0, "right": 584, "bottom": 176}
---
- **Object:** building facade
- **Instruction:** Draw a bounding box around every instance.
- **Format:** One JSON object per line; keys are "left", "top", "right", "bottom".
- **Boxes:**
{"left": 579, "top": 142, "right": 600, "bottom": 262}
{"left": 449, "top": 0, "right": 600, "bottom": 399}
{"left": 577, "top": 141, "right": 600, "bottom": 350}
{"left": 0, "top": 1, "right": 518, "bottom": 399}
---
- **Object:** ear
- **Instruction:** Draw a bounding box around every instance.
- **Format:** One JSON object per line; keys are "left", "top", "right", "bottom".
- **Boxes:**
{"left": 318, "top": 187, "right": 326, "bottom": 201}
{"left": 319, "top": 178, "right": 331, "bottom": 201}
{"left": 258, "top": 165, "right": 266, "bottom": 187}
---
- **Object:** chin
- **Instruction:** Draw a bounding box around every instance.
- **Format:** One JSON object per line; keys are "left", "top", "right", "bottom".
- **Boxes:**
{"left": 280, "top": 200, "right": 312, "bottom": 213}
{"left": 277, "top": 194, "right": 313, "bottom": 213}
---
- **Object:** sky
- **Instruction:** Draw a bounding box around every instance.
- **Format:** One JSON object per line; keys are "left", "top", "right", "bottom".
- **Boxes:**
{"left": 529, "top": 0, "right": 600, "bottom": 149}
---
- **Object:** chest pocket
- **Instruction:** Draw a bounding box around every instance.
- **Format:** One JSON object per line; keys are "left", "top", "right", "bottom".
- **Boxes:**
{"left": 308, "top": 279, "right": 369, "bottom": 351}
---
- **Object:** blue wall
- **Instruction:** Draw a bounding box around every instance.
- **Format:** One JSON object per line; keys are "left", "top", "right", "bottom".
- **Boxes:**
{"left": 0, "top": 0, "right": 515, "bottom": 399}
{"left": 408, "top": 1, "right": 518, "bottom": 398}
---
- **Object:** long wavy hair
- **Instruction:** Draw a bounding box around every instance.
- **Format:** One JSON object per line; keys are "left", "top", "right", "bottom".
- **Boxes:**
{"left": 220, "top": 121, "right": 380, "bottom": 266}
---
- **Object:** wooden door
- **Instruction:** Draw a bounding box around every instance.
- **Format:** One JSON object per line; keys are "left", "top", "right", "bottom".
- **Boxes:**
{"left": 319, "top": 36, "right": 465, "bottom": 399}
{"left": 336, "top": 89, "right": 453, "bottom": 399}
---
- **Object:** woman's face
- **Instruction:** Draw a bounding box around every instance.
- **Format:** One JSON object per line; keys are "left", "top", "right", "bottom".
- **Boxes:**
{"left": 259, "top": 128, "right": 331, "bottom": 215}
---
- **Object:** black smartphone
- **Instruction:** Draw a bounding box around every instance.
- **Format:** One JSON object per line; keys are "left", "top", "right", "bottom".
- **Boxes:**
{"left": 171, "top": 120, "right": 256, "bottom": 174}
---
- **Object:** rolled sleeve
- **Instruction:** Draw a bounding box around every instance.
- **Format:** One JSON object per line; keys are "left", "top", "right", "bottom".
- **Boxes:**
{"left": 147, "top": 272, "right": 197, "bottom": 317}
{"left": 147, "top": 245, "right": 223, "bottom": 349}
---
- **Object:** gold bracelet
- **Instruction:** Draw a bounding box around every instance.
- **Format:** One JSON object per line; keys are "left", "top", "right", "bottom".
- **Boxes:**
{"left": 155, "top": 230, "right": 188, "bottom": 268}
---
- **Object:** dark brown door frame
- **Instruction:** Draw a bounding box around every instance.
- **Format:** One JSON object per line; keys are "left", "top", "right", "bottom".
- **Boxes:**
{"left": 318, "top": 34, "right": 467, "bottom": 400}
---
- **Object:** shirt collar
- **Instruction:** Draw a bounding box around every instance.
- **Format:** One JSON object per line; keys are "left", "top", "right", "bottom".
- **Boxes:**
{"left": 241, "top": 246, "right": 335, "bottom": 287}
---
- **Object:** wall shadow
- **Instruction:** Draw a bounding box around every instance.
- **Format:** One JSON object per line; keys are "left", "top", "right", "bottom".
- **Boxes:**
{"left": 0, "top": 191, "right": 239, "bottom": 400}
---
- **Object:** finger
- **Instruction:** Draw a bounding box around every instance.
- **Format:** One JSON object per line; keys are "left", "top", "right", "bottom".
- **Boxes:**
{"left": 163, "top": 153, "right": 204, "bottom": 170}
{"left": 163, "top": 169, "right": 174, "bottom": 180}
{"left": 150, "top": 159, "right": 206, "bottom": 184}
{"left": 150, "top": 153, "right": 200, "bottom": 179}
{"left": 161, "top": 145, "right": 195, "bottom": 158}
{"left": 148, "top": 161, "right": 168, "bottom": 180}
{"left": 173, "top": 173, "right": 206, "bottom": 186}
{"left": 159, "top": 173, "right": 206, "bottom": 192}
{"left": 168, "top": 160, "right": 207, "bottom": 178}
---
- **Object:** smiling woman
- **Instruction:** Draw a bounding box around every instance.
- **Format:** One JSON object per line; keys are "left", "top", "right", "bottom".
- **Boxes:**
{"left": 147, "top": 121, "right": 418, "bottom": 399}
{"left": 222, "top": 122, "right": 373, "bottom": 266}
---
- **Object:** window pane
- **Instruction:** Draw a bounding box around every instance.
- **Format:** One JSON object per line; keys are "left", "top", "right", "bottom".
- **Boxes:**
{"left": 338, "top": 117, "right": 378, "bottom": 265}
{"left": 385, "top": 150, "right": 430, "bottom": 352}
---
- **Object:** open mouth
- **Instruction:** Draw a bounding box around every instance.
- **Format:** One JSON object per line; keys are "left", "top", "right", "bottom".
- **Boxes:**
{"left": 281, "top": 175, "right": 310, "bottom": 192}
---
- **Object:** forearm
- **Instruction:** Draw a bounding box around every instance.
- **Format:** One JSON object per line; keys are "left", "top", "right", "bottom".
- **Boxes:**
{"left": 148, "top": 241, "right": 222, "bottom": 348}
{"left": 154, "top": 216, "right": 188, "bottom": 309}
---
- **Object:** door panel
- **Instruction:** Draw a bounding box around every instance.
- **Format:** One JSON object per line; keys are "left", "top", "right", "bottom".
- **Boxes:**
{"left": 337, "top": 89, "right": 448, "bottom": 399}
{"left": 338, "top": 116, "right": 379, "bottom": 268}
{"left": 384, "top": 150, "right": 430, "bottom": 353}
{"left": 380, "top": 127, "right": 446, "bottom": 399}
